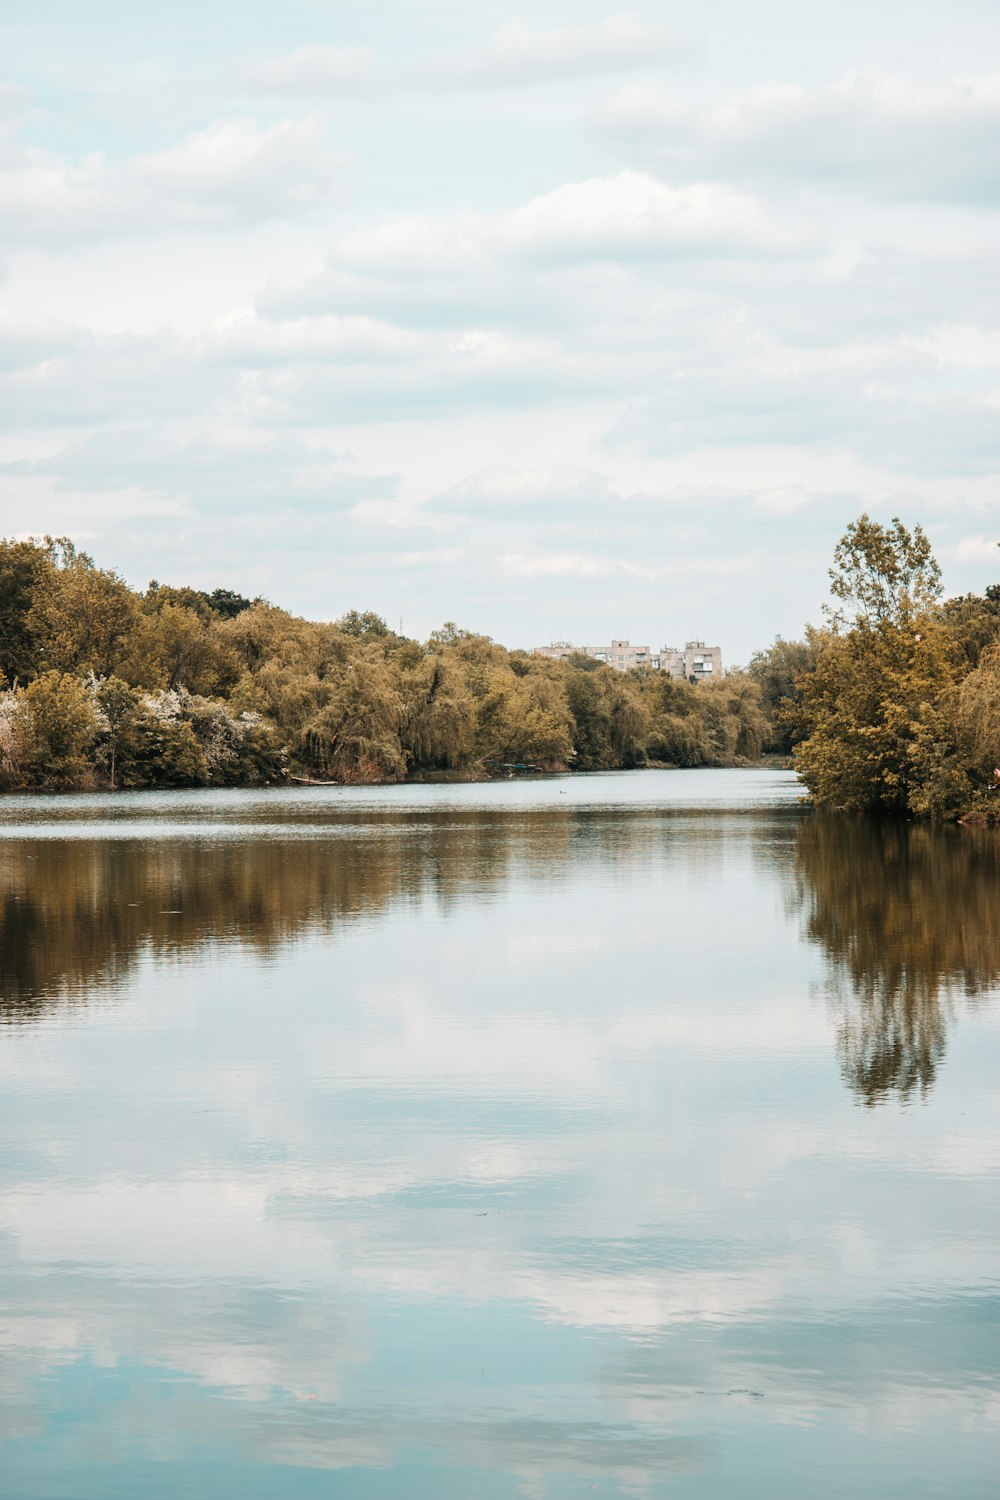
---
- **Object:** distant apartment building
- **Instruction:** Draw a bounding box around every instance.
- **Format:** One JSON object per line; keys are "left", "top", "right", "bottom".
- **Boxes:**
{"left": 533, "top": 639, "right": 722, "bottom": 680}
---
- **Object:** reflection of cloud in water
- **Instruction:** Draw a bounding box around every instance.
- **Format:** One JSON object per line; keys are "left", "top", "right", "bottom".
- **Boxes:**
{"left": 793, "top": 817, "right": 1000, "bottom": 1104}
{"left": 1, "top": 791, "right": 998, "bottom": 1495}
{"left": 0, "top": 1252, "right": 371, "bottom": 1419}
{"left": 0, "top": 1256, "right": 711, "bottom": 1486}
{"left": 598, "top": 1295, "right": 1000, "bottom": 1433}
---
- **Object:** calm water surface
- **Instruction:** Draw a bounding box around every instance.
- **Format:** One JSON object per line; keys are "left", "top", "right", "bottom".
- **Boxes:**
{"left": 1, "top": 770, "right": 998, "bottom": 1498}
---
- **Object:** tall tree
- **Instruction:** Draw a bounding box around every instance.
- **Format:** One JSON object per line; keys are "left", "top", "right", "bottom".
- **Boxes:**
{"left": 29, "top": 555, "right": 141, "bottom": 678}
{"left": 827, "top": 513, "right": 942, "bottom": 630}
{"left": 94, "top": 677, "right": 139, "bottom": 791}
{"left": 0, "top": 538, "right": 54, "bottom": 683}
{"left": 23, "top": 671, "right": 98, "bottom": 789}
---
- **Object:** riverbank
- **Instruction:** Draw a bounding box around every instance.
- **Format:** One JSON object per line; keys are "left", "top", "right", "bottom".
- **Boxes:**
{"left": 0, "top": 758, "right": 787, "bottom": 795}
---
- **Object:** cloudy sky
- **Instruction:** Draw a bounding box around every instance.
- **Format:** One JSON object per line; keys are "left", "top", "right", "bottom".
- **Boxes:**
{"left": 2, "top": 0, "right": 1000, "bottom": 661}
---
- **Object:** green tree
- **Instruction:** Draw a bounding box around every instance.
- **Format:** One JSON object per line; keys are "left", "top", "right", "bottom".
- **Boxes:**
{"left": 607, "top": 675, "right": 649, "bottom": 767}
{"left": 643, "top": 676, "right": 707, "bottom": 766}
{"left": 134, "top": 603, "right": 238, "bottom": 694}
{"left": 337, "top": 609, "right": 390, "bottom": 639}
{"left": 697, "top": 672, "right": 768, "bottom": 763}
{"left": 564, "top": 667, "right": 614, "bottom": 769}
{"left": 828, "top": 513, "right": 942, "bottom": 630}
{"left": 0, "top": 537, "right": 54, "bottom": 683}
{"left": 429, "top": 622, "right": 475, "bottom": 647}
{"left": 795, "top": 618, "right": 959, "bottom": 813}
{"left": 119, "top": 712, "right": 209, "bottom": 787}
{"left": 795, "top": 518, "right": 961, "bottom": 814}
{"left": 94, "top": 676, "right": 139, "bottom": 790}
{"left": 144, "top": 580, "right": 213, "bottom": 621}
{"left": 299, "top": 650, "right": 405, "bottom": 780}
{"left": 910, "top": 643, "right": 1000, "bottom": 818}
{"left": 23, "top": 671, "right": 98, "bottom": 789}
{"left": 207, "top": 587, "right": 253, "bottom": 619}
{"left": 29, "top": 555, "right": 141, "bottom": 678}
{"left": 938, "top": 592, "right": 1000, "bottom": 671}
{"left": 179, "top": 693, "right": 285, "bottom": 785}
{"left": 746, "top": 636, "right": 817, "bottom": 753}
{"left": 400, "top": 654, "right": 476, "bottom": 770}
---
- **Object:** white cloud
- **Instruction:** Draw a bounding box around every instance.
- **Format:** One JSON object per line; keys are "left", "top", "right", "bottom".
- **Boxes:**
{"left": 753, "top": 485, "right": 812, "bottom": 515}
{"left": 0, "top": 301, "right": 604, "bottom": 434}
{"left": 1, "top": 427, "right": 398, "bottom": 515}
{"left": 426, "top": 14, "right": 686, "bottom": 88}
{"left": 907, "top": 323, "right": 1000, "bottom": 368}
{"left": 433, "top": 464, "right": 617, "bottom": 514}
{"left": 947, "top": 534, "right": 1000, "bottom": 563}
{"left": 594, "top": 72, "right": 1000, "bottom": 204}
{"left": 0, "top": 81, "right": 30, "bottom": 117}
{"left": 236, "top": 15, "right": 687, "bottom": 100}
{"left": 322, "top": 170, "right": 814, "bottom": 285}
{"left": 204, "top": 310, "right": 419, "bottom": 365}
{"left": 329, "top": 214, "right": 488, "bottom": 280}
{"left": 0, "top": 325, "right": 220, "bottom": 428}
{"left": 501, "top": 171, "right": 815, "bottom": 264}
{"left": 500, "top": 551, "right": 612, "bottom": 578}
{"left": 495, "top": 548, "right": 762, "bottom": 586}
{"left": 226, "top": 326, "right": 599, "bottom": 425}
{"left": 382, "top": 546, "right": 466, "bottom": 568}
{"left": 242, "top": 45, "right": 377, "bottom": 94}
{"left": 0, "top": 115, "right": 346, "bottom": 243}
{"left": 0, "top": 307, "right": 85, "bottom": 371}
{"left": 4, "top": 6, "right": 1000, "bottom": 652}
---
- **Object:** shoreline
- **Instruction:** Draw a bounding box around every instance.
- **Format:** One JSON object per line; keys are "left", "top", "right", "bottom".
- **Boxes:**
{"left": 0, "top": 761, "right": 792, "bottom": 796}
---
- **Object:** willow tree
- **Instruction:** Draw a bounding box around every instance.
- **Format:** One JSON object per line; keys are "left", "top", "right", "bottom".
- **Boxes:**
{"left": 399, "top": 653, "right": 476, "bottom": 771}
{"left": 473, "top": 663, "right": 573, "bottom": 768}
{"left": 299, "top": 648, "right": 405, "bottom": 781}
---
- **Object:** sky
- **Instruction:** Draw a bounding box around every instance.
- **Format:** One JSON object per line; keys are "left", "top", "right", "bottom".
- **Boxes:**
{"left": 2, "top": 1, "right": 1000, "bottom": 664}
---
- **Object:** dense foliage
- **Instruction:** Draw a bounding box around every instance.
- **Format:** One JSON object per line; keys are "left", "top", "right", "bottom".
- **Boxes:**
{"left": 6, "top": 520, "right": 993, "bottom": 810}
{"left": 752, "top": 514, "right": 1000, "bottom": 820}
{"left": 0, "top": 537, "right": 767, "bottom": 790}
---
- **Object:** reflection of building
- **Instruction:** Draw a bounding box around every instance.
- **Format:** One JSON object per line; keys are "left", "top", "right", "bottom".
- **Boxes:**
{"left": 533, "top": 638, "right": 722, "bottom": 680}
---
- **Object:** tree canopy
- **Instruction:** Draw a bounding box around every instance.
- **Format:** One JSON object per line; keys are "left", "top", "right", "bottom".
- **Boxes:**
{"left": 0, "top": 536, "right": 765, "bottom": 792}
{"left": 791, "top": 518, "right": 1000, "bottom": 818}
{"left": 827, "top": 513, "right": 942, "bottom": 630}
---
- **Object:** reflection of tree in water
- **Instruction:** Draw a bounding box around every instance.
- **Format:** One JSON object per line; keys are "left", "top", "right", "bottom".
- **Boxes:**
{"left": 0, "top": 805, "right": 771, "bottom": 1022}
{"left": 0, "top": 818, "right": 551, "bottom": 1019}
{"left": 3, "top": 807, "right": 682, "bottom": 1020}
{"left": 794, "top": 816, "right": 1000, "bottom": 1105}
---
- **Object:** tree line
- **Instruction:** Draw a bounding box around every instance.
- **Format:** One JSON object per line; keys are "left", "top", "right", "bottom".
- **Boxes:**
{"left": 0, "top": 536, "right": 768, "bottom": 790}
{"left": 4, "top": 519, "right": 996, "bottom": 809}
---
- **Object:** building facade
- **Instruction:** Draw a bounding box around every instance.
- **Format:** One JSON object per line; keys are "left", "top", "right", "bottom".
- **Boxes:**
{"left": 533, "top": 639, "right": 722, "bottom": 680}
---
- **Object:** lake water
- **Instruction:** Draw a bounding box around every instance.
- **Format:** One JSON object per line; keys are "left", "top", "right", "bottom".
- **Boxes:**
{"left": 1, "top": 770, "right": 998, "bottom": 1498}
